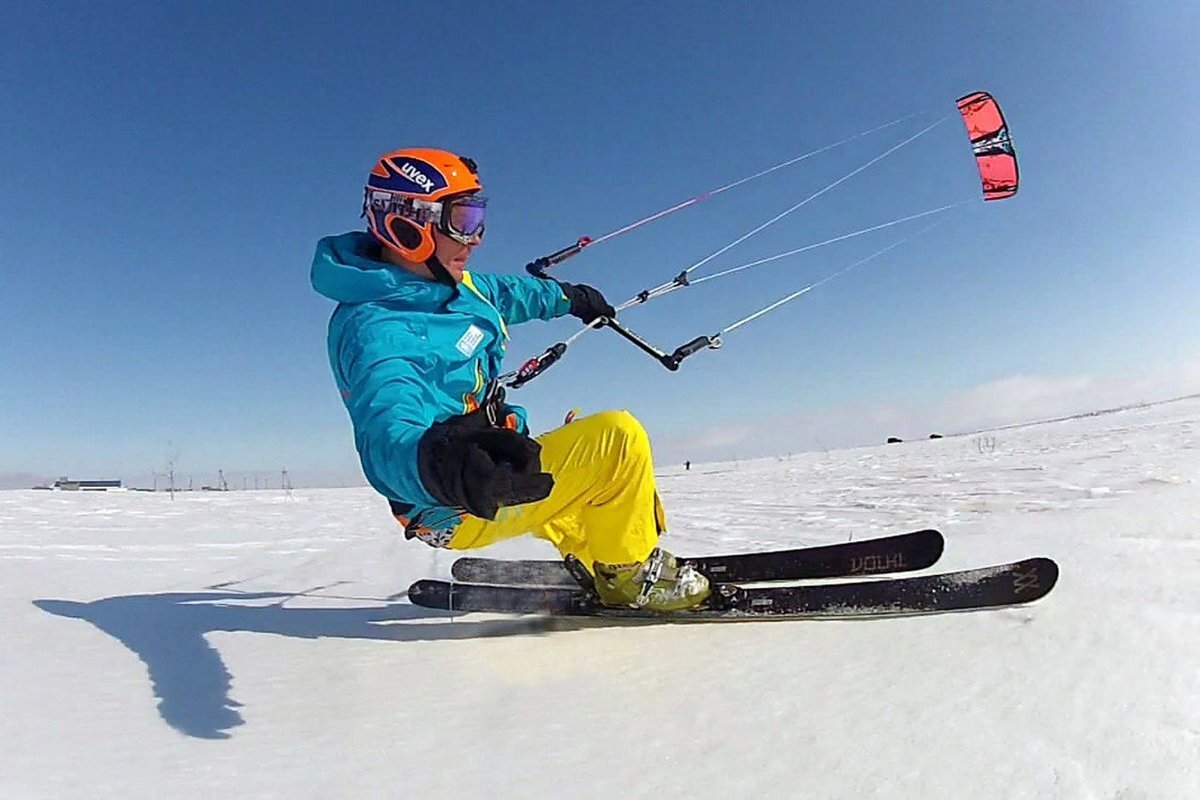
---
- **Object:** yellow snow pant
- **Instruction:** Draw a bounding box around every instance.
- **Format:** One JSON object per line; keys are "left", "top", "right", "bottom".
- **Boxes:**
{"left": 446, "top": 410, "right": 665, "bottom": 570}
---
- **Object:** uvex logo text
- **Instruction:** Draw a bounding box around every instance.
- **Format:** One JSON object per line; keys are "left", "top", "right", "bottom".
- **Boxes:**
{"left": 400, "top": 162, "right": 436, "bottom": 193}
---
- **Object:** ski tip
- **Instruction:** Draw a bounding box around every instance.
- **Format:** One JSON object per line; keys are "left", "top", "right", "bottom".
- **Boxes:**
{"left": 1034, "top": 556, "right": 1059, "bottom": 585}
{"left": 406, "top": 579, "right": 450, "bottom": 609}
{"left": 921, "top": 528, "right": 946, "bottom": 560}
{"left": 1013, "top": 557, "right": 1059, "bottom": 602}
{"left": 450, "top": 557, "right": 505, "bottom": 581}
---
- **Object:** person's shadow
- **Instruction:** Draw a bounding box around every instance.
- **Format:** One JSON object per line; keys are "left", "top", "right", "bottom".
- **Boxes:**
{"left": 34, "top": 587, "right": 555, "bottom": 740}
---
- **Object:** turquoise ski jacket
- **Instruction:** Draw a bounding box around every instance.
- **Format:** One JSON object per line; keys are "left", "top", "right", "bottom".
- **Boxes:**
{"left": 311, "top": 231, "right": 570, "bottom": 528}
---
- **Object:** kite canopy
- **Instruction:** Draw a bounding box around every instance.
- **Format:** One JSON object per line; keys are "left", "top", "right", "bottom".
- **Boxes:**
{"left": 957, "top": 91, "right": 1019, "bottom": 201}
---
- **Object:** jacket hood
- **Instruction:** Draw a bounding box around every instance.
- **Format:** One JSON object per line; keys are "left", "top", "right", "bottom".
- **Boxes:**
{"left": 311, "top": 231, "right": 454, "bottom": 306}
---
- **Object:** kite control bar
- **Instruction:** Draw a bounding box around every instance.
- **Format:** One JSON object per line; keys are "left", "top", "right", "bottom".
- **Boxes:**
{"left": 505, "top": 322, "right": 722, "bottom": 389}
{"left": 604, "top": 323, "right": 723, "bottom": 371}
{"left": 515, "top": 237, "right": 719, "bottom": 386}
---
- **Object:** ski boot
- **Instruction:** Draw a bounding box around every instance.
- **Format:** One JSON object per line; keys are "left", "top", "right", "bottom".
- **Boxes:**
{"left": 591, "top": 548, "right": 711, "bottom": 612}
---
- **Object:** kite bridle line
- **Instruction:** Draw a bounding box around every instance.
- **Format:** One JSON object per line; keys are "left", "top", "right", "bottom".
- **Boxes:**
{"left": 719, "top": 214, "right": 957, "bottom": 336}
{"left": 521, "top": 108, "right": 940, "bottom": 278}
{"left": 503, "top": 199, "right": 968, "bottom": 387}
{"left": 502, "top": 113, "right": 956, "bottom": 389}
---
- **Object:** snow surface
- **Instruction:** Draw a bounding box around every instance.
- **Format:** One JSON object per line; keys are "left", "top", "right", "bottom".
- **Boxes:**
{"left": 4, "top": 398, "right": 1199, "bottom": 798}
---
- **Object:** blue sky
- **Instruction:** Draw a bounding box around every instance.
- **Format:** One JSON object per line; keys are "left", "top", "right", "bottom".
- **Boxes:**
{"left": 2, "top": 1, "right": 1198, "bottom": 488}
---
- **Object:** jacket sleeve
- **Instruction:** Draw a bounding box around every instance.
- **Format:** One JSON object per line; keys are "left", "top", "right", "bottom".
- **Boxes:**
{"left": 473, "top": 273, "right": 570, "bottom": 325}
{"left": 334, "top": 315, "right": 440, "bottom": 506}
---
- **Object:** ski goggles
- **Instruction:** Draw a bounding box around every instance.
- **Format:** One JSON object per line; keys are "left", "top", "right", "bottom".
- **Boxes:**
{"left": 365, "top": 190, "right": 488, "bottom": 244}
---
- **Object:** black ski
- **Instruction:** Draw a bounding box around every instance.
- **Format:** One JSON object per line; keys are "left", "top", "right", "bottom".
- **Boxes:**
{"left": 450, "top": 528, "right": 944, "bottom": 586}
{"left": 408, "top": 557, "right": 1058, "bottom": 620}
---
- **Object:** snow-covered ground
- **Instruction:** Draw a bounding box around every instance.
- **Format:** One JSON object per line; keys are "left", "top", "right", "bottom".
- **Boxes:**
{"left": 3, "top": 398, "right": 1199, "bottom": 798}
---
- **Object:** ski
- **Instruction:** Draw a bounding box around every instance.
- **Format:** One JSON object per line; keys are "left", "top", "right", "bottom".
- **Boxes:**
{"left": 409, "top": 557, "right": 1058, "bottom": 620}
{"left": 450, "top": 528, "right": 944, "bottom": 586}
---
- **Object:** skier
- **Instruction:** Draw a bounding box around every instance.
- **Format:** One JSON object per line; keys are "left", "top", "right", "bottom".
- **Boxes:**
{"left": 310, "top": 147, "right": 710, "bottom": 612}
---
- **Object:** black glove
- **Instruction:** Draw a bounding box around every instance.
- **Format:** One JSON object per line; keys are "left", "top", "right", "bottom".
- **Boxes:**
{"left": 417, "top": 409, "right": 554, "bottom": 520}
{"left": 559, "top": 282, "right": 615, "bottom": 325}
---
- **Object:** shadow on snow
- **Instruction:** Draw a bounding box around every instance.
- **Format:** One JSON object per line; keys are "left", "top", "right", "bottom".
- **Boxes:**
{"left": 33, "top": 589, "right": 579, "bottom": 740}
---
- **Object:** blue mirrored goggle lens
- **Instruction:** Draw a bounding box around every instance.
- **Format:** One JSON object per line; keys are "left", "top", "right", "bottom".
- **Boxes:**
{"left": 445, "top": 197, "right": 487, "bottom": 237}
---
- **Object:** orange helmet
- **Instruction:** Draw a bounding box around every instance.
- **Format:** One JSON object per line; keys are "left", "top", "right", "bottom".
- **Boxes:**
{"left": 363, "top": 148, "right": 486, "bottom": 264}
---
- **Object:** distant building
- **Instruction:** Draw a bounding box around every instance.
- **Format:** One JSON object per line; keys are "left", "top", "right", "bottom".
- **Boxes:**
{"left": 53, "top": 477, "right": 124, "bottom": 492}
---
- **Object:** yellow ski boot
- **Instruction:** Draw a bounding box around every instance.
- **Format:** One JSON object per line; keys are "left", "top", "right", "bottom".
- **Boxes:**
{"left": 592, "top": 548, "right": 711, "bottom": 612}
